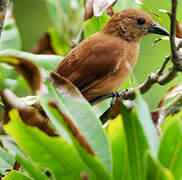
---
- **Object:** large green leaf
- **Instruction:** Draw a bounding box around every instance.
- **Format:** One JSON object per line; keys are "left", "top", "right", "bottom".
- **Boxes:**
{"left": 135, "top": 94, "right": 159, "bottom": 154}
{"left": 158, "top": 120, "right": 182, "bottom": 180}
{"left": 2, "top": 170, "right": 32, "bottom": 180}
{"left": 121, "top": 105, "right": 148, "bottom": 180}
{"left": 72, "top": 137, "right": 112, "bottom": 180}
{"left": 0, "top": 49, "right": 63, "bottom": 71}
{"left": 108, "top": 115, "right": 131, "bottom": 180}
{"left": 39, "top": 79, "right": 112, "bottom": 173}
{"left": 145, "top": 152, "right": 174, "bottom": 180}
{"left": 3, "top": 109, "right": 94, "bottom": 180}
{"left": 44, "top": 104, "right": 112, "bottom": 179}
{"left": 16, "top": 154, "right": 50, "bottom": 180}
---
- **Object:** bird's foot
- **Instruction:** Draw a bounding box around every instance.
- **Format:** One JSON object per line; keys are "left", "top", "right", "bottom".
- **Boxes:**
{"left": 110, "top": 91, "right": 121, "bottom": 106}
{"left": 90, "top": 91, "right": 121, "bottom": 105}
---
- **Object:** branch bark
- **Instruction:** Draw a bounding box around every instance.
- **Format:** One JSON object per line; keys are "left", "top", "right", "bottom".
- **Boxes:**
{"left": 170, "top": 0, "right": 178, "bottom": 60}
{"left": 0, "top": 0, "right": 9, "bottom": 38}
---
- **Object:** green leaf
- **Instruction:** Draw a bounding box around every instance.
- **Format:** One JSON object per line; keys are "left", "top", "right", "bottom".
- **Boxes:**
{"left": 0, "top": 137, "right": 24, "bottom": 157}
{"left": 39, "top": 95, "right": 72, "bottom": 143}
{"left": 3, "top": 109, "right": 94, "bottom": 180}
{"left": 0, "top": 64, "right": 18, "bottom": 92}
{"left": 0, "top": 8, "right": 22, "bottom": 50}
{"left": 11, "top": 76, "right": 30, "bottom": 97}
{"left": 0, "top": 146, "right": 15, "bottom": 175}
{"left": 161, "top": 110, "right": 182, "bottom": 133}
{"left": 92, "top": 100, "right": 111, "bottom": 118}
{"left": 40, "top": 79, "right": 112, "bottom": 173}
{"left": 145, "top": 152, "right": 174, "bottom": 180}
{"left": 0, "top": 49, "right": 63, "bottom": 71}
{"left": 121, "top": 105, "right": 149, "bottom": 180}
{"left": 45, "top": 0, "right": 84, "bottom": 55}
{"left": 0, "top": 23, "right": 21, "bottom": 51}
{"left": 16, "top": 154, "right": 49, "bottom": 180}
{"left": 158, "top": 120, "right": 182, "bottom": 180}
{"left": 135, "top": 94, "right": 159, "bottom": 154}
{"left": 2, "top": 170, "right": 32, "bottom": 180}
{"left": 48, "top": 28, "right": 70, "bottom": 56}
{"left": 0, "top": 55, "right": 41, "bottom": 93}
{"left": 72, "top": 138, "right": 112, "bottom": 180}
{"left": 84, "top": 12, "right": 110, "bottom": 38}
{"left": 42, "top": 102, "right": 111, "bottom": 179}
{"left": 108, "top": 115, "right": 131, "bottom": 180}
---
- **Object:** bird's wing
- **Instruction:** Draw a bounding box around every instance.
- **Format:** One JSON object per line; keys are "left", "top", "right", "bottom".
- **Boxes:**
{"left": 55, "top": 33, "right": 124, "bottom": 92}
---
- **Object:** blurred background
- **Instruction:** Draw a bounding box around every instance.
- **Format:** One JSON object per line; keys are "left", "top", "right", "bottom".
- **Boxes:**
{"left": 11, "top": 0, "right": 182, "bottom": 109}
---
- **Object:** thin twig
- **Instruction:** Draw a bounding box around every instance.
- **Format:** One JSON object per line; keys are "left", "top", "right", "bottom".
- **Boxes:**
{"left": 0, "top": 0, "right": 9, "bottom": 38}
{"left": 157, "top": 55, "right": 171, "bottom": 75}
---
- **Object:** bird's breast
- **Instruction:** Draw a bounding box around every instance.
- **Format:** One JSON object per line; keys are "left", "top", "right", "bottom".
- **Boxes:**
{"left": 110, "top": 41, "right": 140, "bottom": 89}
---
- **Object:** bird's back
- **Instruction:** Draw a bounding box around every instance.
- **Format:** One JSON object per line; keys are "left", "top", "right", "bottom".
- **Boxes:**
{"left": 55, "top": 32, "right": 139, "bottom": 101}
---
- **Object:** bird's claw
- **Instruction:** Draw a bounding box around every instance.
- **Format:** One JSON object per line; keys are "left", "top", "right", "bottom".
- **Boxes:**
{"left": 110, "top": 91, "right": 121, "bottom": 106}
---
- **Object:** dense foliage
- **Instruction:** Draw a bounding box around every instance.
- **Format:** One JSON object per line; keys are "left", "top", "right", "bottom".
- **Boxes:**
{"left": 0, "top": 0, "right": 182, "bottom": 179}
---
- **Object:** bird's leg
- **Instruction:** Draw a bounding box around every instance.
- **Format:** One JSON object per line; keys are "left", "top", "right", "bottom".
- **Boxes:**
{"left": 110, "top": 91, "right": 122, "bottom": 106}
{"left": 90, "top": 91, "right": 121, "bottom": 105}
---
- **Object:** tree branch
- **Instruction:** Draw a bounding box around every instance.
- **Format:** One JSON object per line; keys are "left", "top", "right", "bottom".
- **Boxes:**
{"left": 170, "top": 0, "right": 178, "bottom": 61}
{"left": 0, "top": 0, "right": 9, "bottom": 38}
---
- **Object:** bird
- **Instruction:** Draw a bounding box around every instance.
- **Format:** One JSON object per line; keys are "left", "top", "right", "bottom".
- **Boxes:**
{"left": 55, "top": 8, "right": 169, "bottom": 103}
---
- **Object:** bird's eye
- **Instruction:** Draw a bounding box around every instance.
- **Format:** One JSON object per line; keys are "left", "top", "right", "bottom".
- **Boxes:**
{"left": 137, "top": 18, "right": 145, "bottom": 25}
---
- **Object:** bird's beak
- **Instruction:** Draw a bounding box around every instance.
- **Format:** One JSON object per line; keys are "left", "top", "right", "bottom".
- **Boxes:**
{"left": 148, "top": 22, "right": 169, "bottom": 36}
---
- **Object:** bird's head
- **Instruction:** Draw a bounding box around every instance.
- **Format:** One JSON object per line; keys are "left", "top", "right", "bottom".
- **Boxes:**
{"left": 102, "top": 8, "right": 169, "bottom": 42}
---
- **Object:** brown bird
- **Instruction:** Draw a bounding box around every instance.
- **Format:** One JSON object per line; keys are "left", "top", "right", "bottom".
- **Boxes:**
{"left": 55, "top": 8, "right": 169, "bottom": 103}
